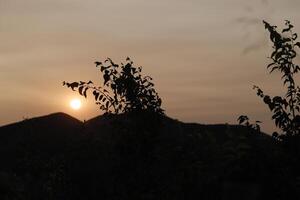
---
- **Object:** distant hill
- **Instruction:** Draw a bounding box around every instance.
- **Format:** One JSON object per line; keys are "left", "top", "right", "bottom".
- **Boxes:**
{"left": 0, "top": 113, "right": 82, "bottom": 151}
{"left": 0, "top": 112, "right": 297, "bottom": 200}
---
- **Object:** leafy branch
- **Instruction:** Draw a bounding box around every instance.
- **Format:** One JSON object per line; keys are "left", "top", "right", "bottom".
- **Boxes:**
{"left": 239, "top": 20, "right": 300, "bottom": 140}
{"left": 63, "top": 57, "right": 164, "bottom": 115}
{"left": 237, "top": 115, "right": 262, "bottom": 132}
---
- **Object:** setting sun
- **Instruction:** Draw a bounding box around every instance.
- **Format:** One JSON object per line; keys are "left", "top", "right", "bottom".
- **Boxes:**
{"left": 70, "top": 99, "right": 81, "bottom": 110}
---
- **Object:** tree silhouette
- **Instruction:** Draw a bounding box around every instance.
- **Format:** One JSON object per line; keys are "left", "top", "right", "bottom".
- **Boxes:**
{"left": 63, "top": 57, "right": 164, "bottom": 115}
{"left": 239, "top": 20, "right": 300, "bottom": 141}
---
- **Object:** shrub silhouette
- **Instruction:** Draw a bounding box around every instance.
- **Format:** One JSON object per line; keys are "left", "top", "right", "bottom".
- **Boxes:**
{"left": 240, "top": 20, "right": 300, "bottom": 141}
{"left": 237, "top": 115, "right": 261, "bottom": 133}
{"left": 63, "top": 57, "right": 164, "bottom": 115}
{"left": 257, "top": 21, "right": 300, "bottom": 138}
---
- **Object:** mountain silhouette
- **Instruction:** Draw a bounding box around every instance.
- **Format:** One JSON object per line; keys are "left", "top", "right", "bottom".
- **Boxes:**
{"left": 0, "top": 112, "right": 83, "bottom": 153}
{"left": 0, "top": 112, "right": 295, "bottom": 200}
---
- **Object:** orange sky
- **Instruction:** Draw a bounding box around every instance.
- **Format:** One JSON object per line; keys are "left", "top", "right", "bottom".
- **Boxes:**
{"left": 1, "top": 0, "right": 300, "bottom": 133}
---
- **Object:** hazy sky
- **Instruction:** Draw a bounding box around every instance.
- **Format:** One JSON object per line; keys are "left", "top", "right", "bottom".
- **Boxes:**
{"left": 1, "top": 0, "right": 300, "bottom": 133}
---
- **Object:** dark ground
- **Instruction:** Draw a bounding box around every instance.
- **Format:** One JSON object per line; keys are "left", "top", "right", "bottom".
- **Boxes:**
{"left": 0, "top": 112, "right": 299, "bottom": 200}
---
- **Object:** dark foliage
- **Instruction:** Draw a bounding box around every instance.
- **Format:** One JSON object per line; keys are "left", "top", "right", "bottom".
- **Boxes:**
{"left": 1, "top": 113, "right": 296, "bottom": 200}
{"left": 237, "top": 115, "right": 261, "bottom": 132}
{"left": 236, "top": 21, "right": 300, "bottom": 200}
{"left": 63, "top": 57, "right": 164, "bottom": 115}
{"left": 257, "top": 21, "right": 300, "bottom": 138}
{"left": 239, "top": 20, "right": 300, "bottom": 142}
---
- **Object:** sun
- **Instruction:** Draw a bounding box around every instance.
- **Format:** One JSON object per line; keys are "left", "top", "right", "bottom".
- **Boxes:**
{"left": 70, "top": 99, "right": 81, "bottom": 110}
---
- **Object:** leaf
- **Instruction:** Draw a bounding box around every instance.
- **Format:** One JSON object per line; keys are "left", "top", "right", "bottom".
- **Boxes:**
{"left": 66, "top": 82, "right": 79, "bottom": 91}
{"left": 83, "top": 88, "right": 88, "bottom": 98}
{"left": 268, "top": 103, "right": 275, "bottom": 111}
{"left": 295, "top": 42, "right": 300, "bottom": 48}
{"left": 263, "top": 95, "right": 271, "bottom": 104}
{"left": 79, "top": 86, "right": 84, "bottom": 96}
{"left": 267, "top": 62, "right": 276, "bottom": 69}
{"left": 263, "top": 20, "right": 271, "bottom": 30}
{"left": 237, "top": 115, "right": 248, "bottom": 124}
{"left": 270, "top": 66, "right": 279, "bottom": 73}
{"left": 273, "top": 96, "right": 282, "bottom": 102}
{"left": 282, "top": 24, "right": 294, "bottom": 33}
{"left": 104, "top": 73, "right": 110, "bottom": 85}
{"left": 293, "top": 33, "right": 298, "bottom": 40}
{"left": 93, "top": 90, "right": 99, "bottom": 101}
{"left": 282, "top": 37, "right": 291, "bottom": 42}
{"left": 95, "top": 61, "right": 102, "bottom": 67}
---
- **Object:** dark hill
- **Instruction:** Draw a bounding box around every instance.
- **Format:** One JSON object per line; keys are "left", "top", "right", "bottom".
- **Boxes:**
{"left": 0, "top": 112, "right": 83, "bottom": 144}
{"left": 0, "top": 113, "right": 83, "bottom": 171}
{"left": 0, "top": 112, "right": 82, "bottom": 135}
{"left": 0, "top": 112, "right": 295, "bottom": 200}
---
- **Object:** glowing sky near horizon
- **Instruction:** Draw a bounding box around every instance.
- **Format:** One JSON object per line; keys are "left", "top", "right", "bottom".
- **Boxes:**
{"left": 1, "top": 0, "right": 300, "bottom": 133}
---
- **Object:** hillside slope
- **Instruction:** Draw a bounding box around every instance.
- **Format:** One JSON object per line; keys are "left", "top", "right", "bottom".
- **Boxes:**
{"left": 0, "top": 112, "right": 295, "bottom": 200}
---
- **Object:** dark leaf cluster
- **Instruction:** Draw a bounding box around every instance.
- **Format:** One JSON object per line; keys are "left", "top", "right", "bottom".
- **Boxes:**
{"left": 254, "top": 21, "right": 300, "bottom": 139}
{"left": 63, "top": 57, "right": 164, "bottom": 115}
{"left": 237, "top": 115, "right": 261, "bottom": 133}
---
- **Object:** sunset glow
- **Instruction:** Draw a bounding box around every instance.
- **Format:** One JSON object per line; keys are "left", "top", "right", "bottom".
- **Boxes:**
{"left": 1, "top": 0, "right": 300, "bottom": 133}
{"left": 70, "top": 99, "right": 81, "bottom": 110}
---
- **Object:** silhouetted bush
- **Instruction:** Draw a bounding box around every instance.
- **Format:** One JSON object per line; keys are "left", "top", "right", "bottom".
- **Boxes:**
{"left": 237, "top": 115, "right": 261, "bottom": 133}
{"left": 256, "top": 21, "right": 300, "bottom": 138}
{"left": 63, "top": 57, "right": 164, "bottom": 115}
{"left": 239, "top": 20, "right": 300, "bottom": 141}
